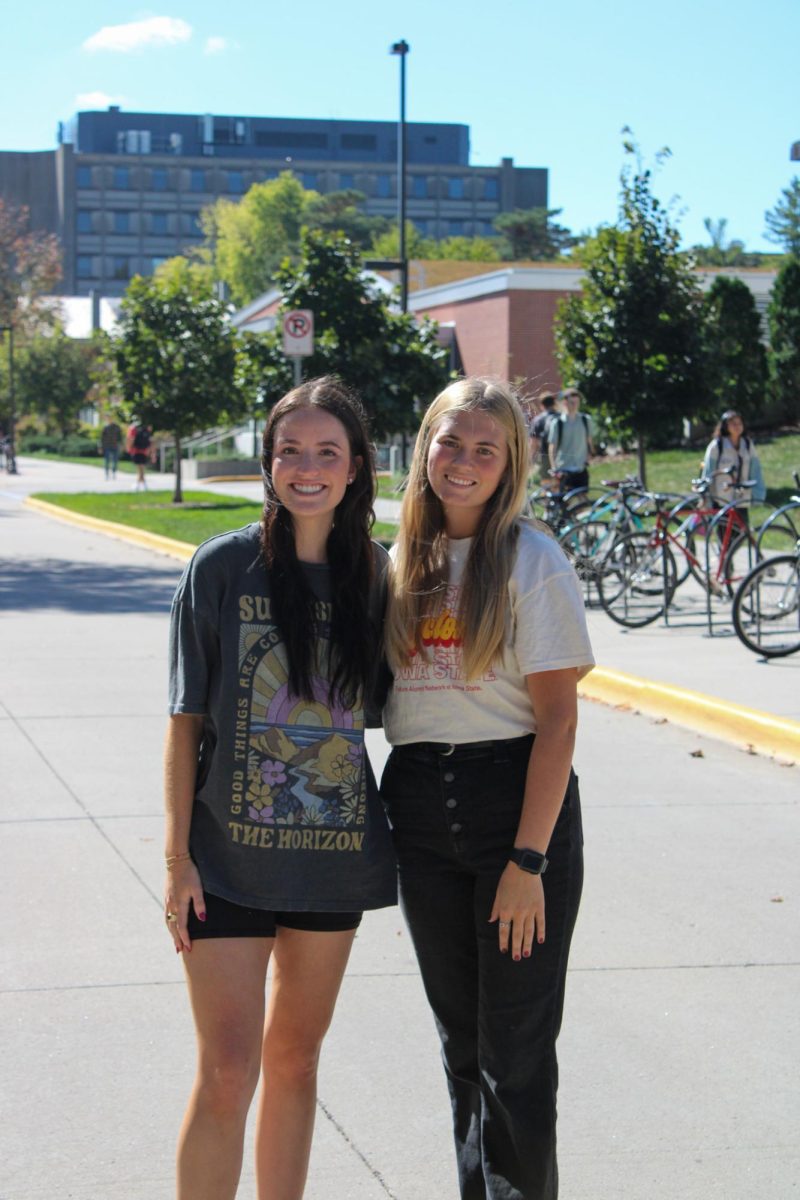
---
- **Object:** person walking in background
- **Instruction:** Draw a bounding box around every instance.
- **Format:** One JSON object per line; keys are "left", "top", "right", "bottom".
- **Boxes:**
{"left": 100, "top": 417, "right": 121, "bottom": 480}
{"left": 548, "top": 387, "right": 595, "bottom": 494}
{"left": 701, "top": 410, "right": 765, "bottom": 511}
{"left": 164, "top": 377, "right": 396, "bottom": 1200}
{"left": 126, "top": 419, "right": 152, "bottom": 490}
{"left": 530, "top": 391, "right": 558, "bottom": 482}
{"left": 382, "top": 377, "right": 594, "bottom": 1200}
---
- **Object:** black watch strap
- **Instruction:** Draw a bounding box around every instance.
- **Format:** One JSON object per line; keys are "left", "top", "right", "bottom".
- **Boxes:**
{"left": 509, "top": 847, "right": 549, "bottom": 875}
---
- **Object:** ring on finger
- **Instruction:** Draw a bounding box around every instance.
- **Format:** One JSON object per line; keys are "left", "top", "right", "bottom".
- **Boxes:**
{"left": 499, "top": 920, "right": 510, "bottom": 929}
{"left": 166, "top": 912, "right": 178, "bottom": 922}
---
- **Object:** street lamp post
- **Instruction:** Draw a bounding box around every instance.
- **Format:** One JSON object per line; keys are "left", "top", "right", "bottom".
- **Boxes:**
{"left": 0, "top": 324, "right": 17, "bottom": 474}
{"left": 390, "top": 39, "right": 409, "bottom": 314}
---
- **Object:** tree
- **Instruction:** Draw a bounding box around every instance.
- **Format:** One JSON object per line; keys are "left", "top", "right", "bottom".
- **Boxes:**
{"left": 699, "top": 277, "right": 766, "bottom": 424}
{"left": 16, "top": 329, "right": 95, "bottom": 436}
{"left": 243, "top": 230, "right": 449, "bottom": 439}
{"left": 0, "top": 199, "right": 62, "bottom": 333}
{"left": 370, "top": 221, "right": 437, "bottom": 261}
{"left": 692, "top": 218, "right": 755, "bottom": 268}
{"left": 303, "top": 190, "right": 390, "bottom": 249}
{"left": 200, "top": 172, "right": 309, "bottom": 306}
{"left": 764, "top": 178, "right": 800, "bottom": 257}
{"left": 493, "top": 207, "right": 575, "bottom": 260}
{"left": 766, "top": 256, "right": 800, "bottom": 423}
{"left": 112, "top": 272, "right": 242, "bottom": 502}
{"left": 555, "top": 140, "right": 705, "bottom": 481}
{"left": 154, "top": 255, "right": 215, "bottom": 295}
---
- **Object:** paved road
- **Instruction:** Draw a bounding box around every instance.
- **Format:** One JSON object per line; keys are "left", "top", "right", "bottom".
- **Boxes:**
{"left": 1, "top": 460, "right": 799, "bottom": 1198}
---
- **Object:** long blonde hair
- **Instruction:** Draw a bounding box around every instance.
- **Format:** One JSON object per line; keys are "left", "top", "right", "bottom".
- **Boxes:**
{"left": 386, "top": 377, "right": 530, "bottom": 679}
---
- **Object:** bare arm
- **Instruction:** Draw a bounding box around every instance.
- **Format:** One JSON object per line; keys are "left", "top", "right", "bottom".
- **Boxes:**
{"left": 164, "top": 713, "right": 206, "bottom": 952}
{"left": 489, "top": 669, "right": 577, "bottom": 961}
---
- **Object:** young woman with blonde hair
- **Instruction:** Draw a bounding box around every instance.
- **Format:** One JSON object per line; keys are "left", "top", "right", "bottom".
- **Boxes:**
{"left": 382, "top": 377, "right": 594, "bottom": 1200}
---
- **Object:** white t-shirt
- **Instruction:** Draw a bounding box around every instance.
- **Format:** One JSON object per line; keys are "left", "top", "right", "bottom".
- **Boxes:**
{"left": 384, "top": 522, "right": 595, "bottom": 745}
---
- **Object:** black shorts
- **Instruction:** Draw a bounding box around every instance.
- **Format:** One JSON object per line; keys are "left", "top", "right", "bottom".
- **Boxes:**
{"left": 186, "top": 891, "right": 362, "bottom": 940}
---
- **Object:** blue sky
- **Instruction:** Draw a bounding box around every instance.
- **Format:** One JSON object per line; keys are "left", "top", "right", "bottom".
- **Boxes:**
{"left": 2, "top": 0, "right": 798, "bottom": 251}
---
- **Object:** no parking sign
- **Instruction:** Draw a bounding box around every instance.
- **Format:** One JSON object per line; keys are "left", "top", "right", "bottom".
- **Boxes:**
{"left": 282, "top": 310, "right": 314, "bottom": 357}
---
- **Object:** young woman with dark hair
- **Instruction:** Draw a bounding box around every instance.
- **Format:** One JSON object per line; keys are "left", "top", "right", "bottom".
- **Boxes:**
{"left": 164, "top": 376, "right": 395, "bottom": 1200}
{"left": 383, "top": 377, "right": 594, "bottom": 1200}
{"left": 702, "top": 409, "right": 765, "bottom": 509}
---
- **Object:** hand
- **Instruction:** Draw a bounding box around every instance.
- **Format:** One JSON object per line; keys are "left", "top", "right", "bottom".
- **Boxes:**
{"left": 489, "top": 862, "right": 545, "bottom": 961}
{"left": 164, "top": 859, "right": 205, "bottom": 954}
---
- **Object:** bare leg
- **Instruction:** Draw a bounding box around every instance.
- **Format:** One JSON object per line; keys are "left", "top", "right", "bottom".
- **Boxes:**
{"left": 255, "top": 927, "right": 357, "bottom": 1200}
{"left": 178, "top": 937, "right": 273, "bottom": 1200}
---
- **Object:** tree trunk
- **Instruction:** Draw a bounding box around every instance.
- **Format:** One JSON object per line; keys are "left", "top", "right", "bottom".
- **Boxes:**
{"left": 636, "top": 431, "right": 647, "bottom": 488}
{"left": 173, "top": 433, "right": 183, "bottom": 504}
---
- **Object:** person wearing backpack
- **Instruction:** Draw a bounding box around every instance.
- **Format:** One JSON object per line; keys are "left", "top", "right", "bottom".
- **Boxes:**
{"left": 701, "top": 410, "right": 765, "bottom": 510}
{"left": 548, "top": 388, "right": 595, "bottom": 494}
{"left": 127, "top": 420, "right": 153, "bottom": 491}
{"left": 530, "top": 391, "right": 558, "bottom": 481}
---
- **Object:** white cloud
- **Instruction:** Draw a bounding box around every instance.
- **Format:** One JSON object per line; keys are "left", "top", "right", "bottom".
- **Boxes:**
{"left": 82, "top": 17, "right": 192, "bottom": 53}
{"left": 203, "top": 36, "right": 228, "bottom": 55}
{"left": 74, "top": 91, "right": 125, "bottom": 109}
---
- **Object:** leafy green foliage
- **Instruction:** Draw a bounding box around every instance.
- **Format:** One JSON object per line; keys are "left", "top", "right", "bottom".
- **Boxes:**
{"left": 16, "top": 329, "right": 95, "bottom": 436}
{"left": 112, "top": 272, "right": 242, "bottom": 501}
{"left": 493, "top": 207, "right": 575, "bottom": 260}
{"left": 304, "top": 189, "right": 390, "bottom": 249}
{"left": 0, "top": 199, "right": 62, "bottom": 334}
{"left": 691, "top": 218, "right": 762, "bottom": 267}
{"left": 243, "top": 230, "right": 450, "bottom": 438}
{"left": 699, "top": 277, "right": 766, "bottom": 423}
{"left": 764, "top": 177, "right": 800, "bottom": 257}
{"left": 555, "top": 142, "right": 705, "bottom": 473}
{"left": 767, "top": 257, "right": 800, "bottom": 422}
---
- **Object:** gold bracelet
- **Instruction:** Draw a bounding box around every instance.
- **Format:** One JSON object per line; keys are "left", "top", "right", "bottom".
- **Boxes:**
{"left": 165, "top": 851, "right": 192, "bottom": 868}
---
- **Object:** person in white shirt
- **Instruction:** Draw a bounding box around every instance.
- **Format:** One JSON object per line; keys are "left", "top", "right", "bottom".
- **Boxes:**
{"left": 383, "top": 377, "right": 594, "bottom": 1200}
{"left": 701, "top": 410, "right": 765, "bottom": 510}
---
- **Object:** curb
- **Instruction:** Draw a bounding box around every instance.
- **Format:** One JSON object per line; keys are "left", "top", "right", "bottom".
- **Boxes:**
{"left": 24, "top": 497, "right": 195, "bottom": 563}
{"left": 579, "top": 667, "right": 799, "bottom": 764}
{"left": 22, "top": 496, "right": 800, "bottom": 765}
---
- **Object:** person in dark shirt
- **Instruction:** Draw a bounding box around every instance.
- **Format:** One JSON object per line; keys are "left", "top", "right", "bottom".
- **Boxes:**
{"left": 164, "top": 377, "right": 395, "bottom": 1199}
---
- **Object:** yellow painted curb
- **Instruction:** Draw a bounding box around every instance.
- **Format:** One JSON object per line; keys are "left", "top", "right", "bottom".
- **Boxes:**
{"left": 579, "top": 666, "right": 800, "bottom": 764}
{"left": 24, "top": 496, "right": 195, "bottom": 563}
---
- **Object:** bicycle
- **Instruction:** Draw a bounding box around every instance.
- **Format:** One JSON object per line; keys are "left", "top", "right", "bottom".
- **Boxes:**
{"left": 597, "top": 484, "right": 760, "bottom": 627}
{"left": 557, "top": 477, "right": 650, "bottom": 603}
{"left": 732, "top": 544, "right": 800, "bottom": 658}
{"left": 755, "top": 470, "right": 800, "bottom": 556}
{"left": 527, "top": 484, "right": 593, "bottom": 535}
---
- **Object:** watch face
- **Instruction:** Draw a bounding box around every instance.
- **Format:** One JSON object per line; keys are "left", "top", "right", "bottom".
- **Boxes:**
{"left": 512, "top": 848, "right": 548, "bottom": 875}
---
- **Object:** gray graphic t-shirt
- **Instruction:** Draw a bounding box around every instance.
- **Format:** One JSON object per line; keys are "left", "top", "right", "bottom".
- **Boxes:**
{"left": 168, "top": 523, "right": 396, "bottom": 912}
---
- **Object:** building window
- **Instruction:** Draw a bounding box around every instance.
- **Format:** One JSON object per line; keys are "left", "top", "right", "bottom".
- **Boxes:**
{"left": 76, "top": 255, "right": 93, "bottom": 278}
{"left": 483, "top": 177, "right": 499, "bottom": 201}
{"left": 376, "top": 174, "right": 392, "bottom": 198}
{"left": 227, "top": 171, "right": 245, "bottom": 194}
{"left": 482, "top": 220, "right": 496, "bottom": 237}
{"left": 189, "top": 169, "right": 206, "bottom": 192}
{"left": 302, "top": 172, "right": 317, "bottom": 190}
{"left": 113, "top": 211, "right": 131, "bottom": 234}
{"left": 448, "top": 219, "right": 465, "bottom": 236}
{"left": 339, "top": 172, "right": 354, "bottom": 189}
{"left": 111, "top": 256, "right": 130, "bottom": 280}
{"left": 77, "top": 211, "right": 93, "bottom": 234}
{"left": 76, "top": 165, "right": 93, "bottom": 188}
{"left": 448, "top": 177, "right": 465, "bottom": 200}
{"left": 150, "top": 212, "right": 169, "bottom": 235}
{"left": 113, "top": 167, "right": 130, "bottom": 189}
{"left": 254, "top": 130, "right": 327, "bottom": 149}
{"left": 181, "top": 212, "right": 202, "bottom": 236}
{"left": 415, "top": 219, "right": 429, "bottom": 235}
{"left": 341, "top": 133, "right": 377, "bottom": 151}
{"left": 149, "top": 256, "right": 168, "bottom": 274}
{"left": 412, "top": 176, "right": 427, "bottom": 199}
{"left": 151, "top": 168, "right": 168, "bottom": 190}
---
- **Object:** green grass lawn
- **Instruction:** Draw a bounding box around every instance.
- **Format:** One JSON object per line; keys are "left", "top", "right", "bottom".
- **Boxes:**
{"left": 32, "top": 490, "right": 397, "bottom": 547}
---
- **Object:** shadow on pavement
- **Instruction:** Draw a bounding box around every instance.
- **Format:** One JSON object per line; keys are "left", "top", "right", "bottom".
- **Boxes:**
{"left": 0, "top": 559, "right": 181, "bottom": 614}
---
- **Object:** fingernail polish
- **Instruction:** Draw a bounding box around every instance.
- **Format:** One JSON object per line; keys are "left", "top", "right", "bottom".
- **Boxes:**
{"left": 199, "top": 912, "right": 207, "bottom": 922}
{"left": 523, "top": 950, "right": 531, "bottom": 958}
{"left": 513, "top": 954, "right": 521, "bottom": 962}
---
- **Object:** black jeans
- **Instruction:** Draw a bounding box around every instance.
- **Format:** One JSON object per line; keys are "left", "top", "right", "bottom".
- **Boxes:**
{"left": 556, "top": 468, "right": 589, "bottom": 494}
{"left": 381, "top": 736, "right": 583, "bottom": 1200}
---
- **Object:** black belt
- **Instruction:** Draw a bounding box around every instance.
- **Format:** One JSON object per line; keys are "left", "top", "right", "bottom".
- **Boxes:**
{"left": 394, "top": 734, "right": 533, "bottom": 759}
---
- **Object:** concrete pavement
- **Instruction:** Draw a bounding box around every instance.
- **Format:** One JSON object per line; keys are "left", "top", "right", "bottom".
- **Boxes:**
{"left": 1, "top": 458, "right": 799, "bottom": 1198}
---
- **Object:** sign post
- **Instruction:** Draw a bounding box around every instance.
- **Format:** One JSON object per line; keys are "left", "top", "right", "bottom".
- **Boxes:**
{"left": 282, "top": 310, "right": 314, "bottom": 387}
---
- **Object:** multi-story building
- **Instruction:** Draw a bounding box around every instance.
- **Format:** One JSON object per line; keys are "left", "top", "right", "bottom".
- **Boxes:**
{"left": 0, "top": 108, "right": 548, "bottom": 296}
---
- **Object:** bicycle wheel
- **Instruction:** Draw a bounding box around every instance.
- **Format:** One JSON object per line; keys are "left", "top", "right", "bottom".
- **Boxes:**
{"left": 732, "top": 555, "right": 800, "bottom": 658}
{"left": 558, "top": 518, "right": 616, "bottom": 606}
{"left": 756, "top": 516, "right": 800, "bottom": 557}
{"left": 663, "top": 509, "right": 696, "bottom": 587}
{"left": 720, "top": 530, "right": 760, "bottom": 598}
{"left": 598, "top": 532, "right": 678, "bottom": 628}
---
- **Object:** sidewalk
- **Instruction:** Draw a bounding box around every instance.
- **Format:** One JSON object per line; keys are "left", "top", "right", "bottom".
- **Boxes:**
{"left": 2, "top": 459, "right": 798, "bottom": 1199}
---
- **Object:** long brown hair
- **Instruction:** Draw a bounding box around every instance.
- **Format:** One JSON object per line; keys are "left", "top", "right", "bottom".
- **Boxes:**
{"left": 386, "top": 377, "right": 530, "bottom": 679}
{"left": 260, "top": 376, "right": 376, "bottom": 707}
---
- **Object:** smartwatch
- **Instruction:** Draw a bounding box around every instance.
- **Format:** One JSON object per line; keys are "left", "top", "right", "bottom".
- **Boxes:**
{"left": 508, "top": 847, "right": 549, "bottom": 875}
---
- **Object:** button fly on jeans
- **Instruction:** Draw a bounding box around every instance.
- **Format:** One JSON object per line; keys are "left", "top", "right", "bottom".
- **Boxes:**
{"left": 450, "top": 822, "right": 463, "bottom": 834}
{"left": 443, "top": 771, "right": 455, "bottom": 783}
{"left": 446, "top": 798, "right": 457, "bottom": 809}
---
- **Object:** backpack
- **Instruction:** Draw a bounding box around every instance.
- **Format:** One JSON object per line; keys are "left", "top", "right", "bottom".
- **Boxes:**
{"left": 133, "top": 426, "right": 151, "bottom": 451}
{"left": 552, "top": 412, "right": 590, "bottom": 448}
